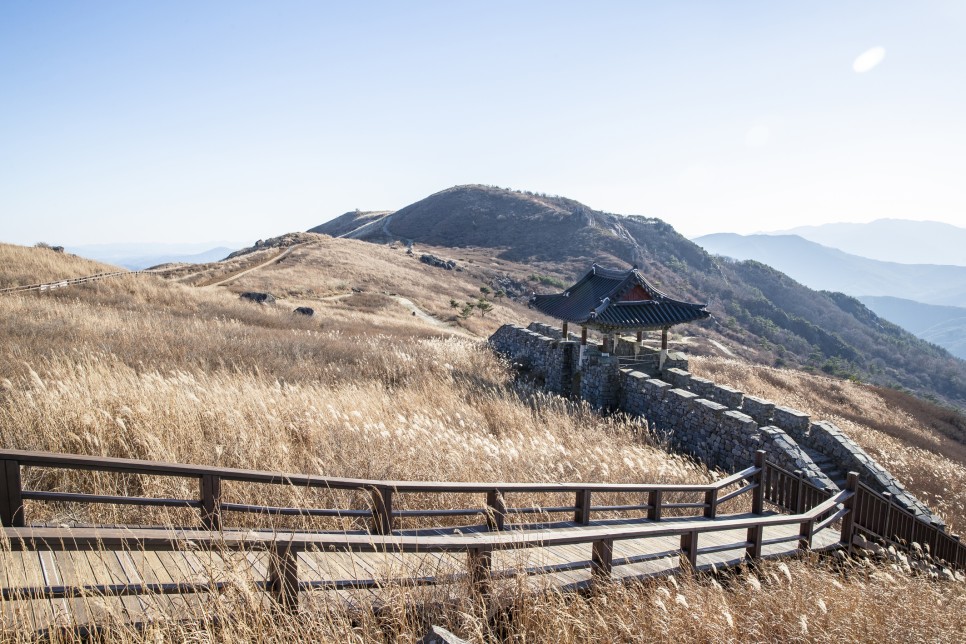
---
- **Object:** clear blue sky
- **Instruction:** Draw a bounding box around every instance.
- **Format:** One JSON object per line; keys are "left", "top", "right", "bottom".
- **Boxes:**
{"left": 2, "top": 1, "right": 964, "bottom": 246}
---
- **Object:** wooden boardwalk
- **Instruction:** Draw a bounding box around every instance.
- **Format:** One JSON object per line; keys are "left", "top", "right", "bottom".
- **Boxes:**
{"left": 2, "top": 513, "right": 841, "bottom": 632}
{"left": 2, "top": 447, "right": 962, "bottom": 635}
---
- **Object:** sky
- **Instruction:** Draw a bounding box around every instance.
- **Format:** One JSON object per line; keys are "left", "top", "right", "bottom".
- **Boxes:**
{"left": 1, "top": 1, "right": 965, "bottom": 246}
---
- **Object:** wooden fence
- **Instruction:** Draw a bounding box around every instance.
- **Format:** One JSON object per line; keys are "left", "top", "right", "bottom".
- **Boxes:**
{"left": 0, "top": 450, "right": 769, "bottom": 533}
{"left": 0, "top": 266, "right": 183, "bottom": 296}
{"left": 0, "top": 271, "right": 138, "bottom": 295}
{"left": 1, "top": 448, "right": 964, "bottom": 613}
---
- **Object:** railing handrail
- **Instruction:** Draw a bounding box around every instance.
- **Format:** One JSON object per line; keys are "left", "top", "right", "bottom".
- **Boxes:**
{"left": 0, "top": 448, "right": 756, "bottom": 495}
{"left": 2, "top": 489, "right": 852, "bottom": 554}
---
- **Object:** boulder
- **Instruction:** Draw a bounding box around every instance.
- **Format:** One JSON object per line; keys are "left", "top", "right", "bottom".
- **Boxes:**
{"left": 240, "top": 292, "right": 275, "bottom": 305}
{"left": 294, "top": 306, "right": 314, "bottom": 316}
{"left": 419, "top": 254, "right": 457, "bottom": 270}
{"left": 418, "top": 625, "right": 469, "bottom": 644}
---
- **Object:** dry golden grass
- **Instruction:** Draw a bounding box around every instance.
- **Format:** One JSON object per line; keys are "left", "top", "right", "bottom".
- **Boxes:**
{"left": 0, "top": 246, "right": 708, "bottom": 529}
{"left": 2, "top": 242, "right": 965, "bottom": 641}
{"left": 2, "top": 555, "right": 963, "bottom": 643}
{"left": 0, "top": 243, "right": 120, "bottom": 289}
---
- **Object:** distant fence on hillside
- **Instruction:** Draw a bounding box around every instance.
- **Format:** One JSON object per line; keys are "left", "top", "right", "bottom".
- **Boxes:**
{"left": 0, "top": 267, "right": 177, "bottom": 296}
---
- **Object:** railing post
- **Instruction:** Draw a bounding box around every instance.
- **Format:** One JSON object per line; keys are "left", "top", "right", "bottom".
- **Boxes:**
{"left": 840, "top": 472, "right": 859, "bottom": 549}
{"left": 370, "top": 486, "right": 394, "bottom": 535}
{"left": 268, "top": 542, "right": 301, "bottom": 612}
{"left": 703, "top": 487, "right": 718, "bottom": 519}
{"left": 799, "top": 519, "right": 814, "bottom": 551}
{"left": 648, "top": 489, "right": 662, "bottom": 521}
{"left": 1, "top": 460, "right": 24, "bottom": 527}
{"left": 881, "top": 492, "right": 893, "bottom": 543}
{"left": 591, "top": 538, "right": 614, "bottom": 586}
{"left": 680, "top": 530, "right": 698, "bottom": 570}
{"left": 574, "top": 489, "right": 592, "bottom": 525}
{"left": 468, "top": 547, "right": 492, "bottom": 597}
{"left": 200, "top": 474, "right": 222, "bottom": 531}
{"left": 486, "top": 490, "right": 506, "bottom": 531}
{"left": 746, "top": 525, "right": 763, "bottom": 561}
{"left": 751, "top": 451, "right": 765, "bottom": 515}
{"left": 794, "top": 470, "right": 805, "bottom": 514}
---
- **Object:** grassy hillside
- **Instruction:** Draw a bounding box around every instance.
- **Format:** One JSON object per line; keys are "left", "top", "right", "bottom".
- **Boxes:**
{"left": 2, "top": 242, "right": 965, "bottom": 640}
{"left": 0, "top": 242, "right": 121, "bottom": 289}
{"left": 312, "top": 185, "right": 966, "bottom": 408}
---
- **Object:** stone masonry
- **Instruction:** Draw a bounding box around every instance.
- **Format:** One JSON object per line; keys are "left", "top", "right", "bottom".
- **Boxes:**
{"left": 490, "top": 323, "right": 941, "bottom": 525}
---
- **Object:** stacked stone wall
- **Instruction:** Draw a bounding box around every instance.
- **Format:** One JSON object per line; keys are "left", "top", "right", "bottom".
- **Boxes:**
{"left": 807, "top": 420, "right": 934, "bottom": 520}
{"left": 618, "top": 370, "right": 832, "bottom": 489}
{"left": 489, "top": 324, "right": 939, "bottom": 525}
{"left": 580, "top": 356, "right": 621, "bottom": 411}
{"left": 664, "top": 369, "right": 939, "bottom": 523}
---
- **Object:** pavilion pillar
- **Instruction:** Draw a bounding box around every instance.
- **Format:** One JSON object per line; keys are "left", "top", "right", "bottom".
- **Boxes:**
{"left": 562, "top": 322, "right": 569, "bottom": 339}
{"left": 659, "top": 327, "right": 669, "bottom": 370}
{"left": 636, "top": 330, "right": 643, "bottom": 343}
{"left": 581, "top": 327, "right": 588, "bottom": 346}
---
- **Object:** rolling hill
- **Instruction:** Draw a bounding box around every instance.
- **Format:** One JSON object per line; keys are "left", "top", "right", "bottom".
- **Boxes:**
{"left": 312, "top": 185, "right": 966, "bottom": 408}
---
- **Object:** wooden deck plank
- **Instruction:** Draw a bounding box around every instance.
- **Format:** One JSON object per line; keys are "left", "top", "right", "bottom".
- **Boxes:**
{"left": 128, "top": 550, "right": 185, "bottom": 620}
{"left": 38, "top": 549, "right": 75, "bottom": 630}
{"left": 153, "top": 551, "right": 208, "bottom": 617}
{"left": 18, "top": 550, "right": 56, "bottom": 632}
{"left": 114, "top": 549, "right": 165, "bottom": 625}
{"left": 64, "top": 550, "right": 128, "bottom": 629}
{"left": 299, "top": 548, "right": 394, "bottom": 609}
{"left": 0, "top": 552, "right": 38, "bottom": 633}
{"left": 81, "top": 548, "right": 145, "bottom": 624}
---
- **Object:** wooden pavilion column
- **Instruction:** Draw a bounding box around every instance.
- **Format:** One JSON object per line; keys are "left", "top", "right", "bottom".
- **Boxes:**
{"left": 581, "top": 327, "right": 588, "bottom": 345}
{"left": 636, "top": 330, "right": 643, "bottom": 343}
{"left": 659, "top": 327, "right": 669, "bottom": 369}
{"left": 562, "top": 322, "right": 569, "bottom": 339}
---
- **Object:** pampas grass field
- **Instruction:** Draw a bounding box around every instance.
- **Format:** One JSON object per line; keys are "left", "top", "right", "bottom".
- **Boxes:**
{"left": 2, "top": 241, "right": 965, "bottom": 642}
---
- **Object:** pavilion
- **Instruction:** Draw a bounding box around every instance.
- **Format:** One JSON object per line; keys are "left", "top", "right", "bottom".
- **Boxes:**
{"left": 529, "top": 264, "right": 710, "bottom": 367}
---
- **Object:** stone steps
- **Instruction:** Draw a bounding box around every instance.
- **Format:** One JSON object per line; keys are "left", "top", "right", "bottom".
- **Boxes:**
{"left": 801, "top": 445, "right": 847, "bottom": 490}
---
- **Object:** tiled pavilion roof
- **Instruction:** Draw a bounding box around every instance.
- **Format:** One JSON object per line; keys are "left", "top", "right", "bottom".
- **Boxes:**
{"left": 530, "top": 264, "right": 710, "bottom": 331}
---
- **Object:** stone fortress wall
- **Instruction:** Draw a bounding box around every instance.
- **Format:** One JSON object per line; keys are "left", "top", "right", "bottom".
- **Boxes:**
{"left": 489, "top": 323, "right": 939, "bottom": 525}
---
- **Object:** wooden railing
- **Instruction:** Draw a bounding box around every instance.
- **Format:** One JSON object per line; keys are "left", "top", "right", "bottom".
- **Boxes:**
{"left": 3, "top": 448, "right": 964, "bottom": 613}
{"left": 0, "top": 449, "right": 768, "bottom": 534}
{"left": 0, "top": 270, "right": 136, "bottom": 295}
{"left": 2, "top": 488, "right": 851, "bottom": 610}
{"left": 761, "top": 461, "right": 834, "bottom": 514}
{"left": 0, "top": 266, "right": 182, "bottom": 296}
{"left": 850, "top": 482, "right": 965, "bottom": 568}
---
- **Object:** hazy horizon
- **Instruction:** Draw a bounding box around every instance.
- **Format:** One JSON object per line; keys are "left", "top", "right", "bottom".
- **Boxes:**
{"left": 3, "top": 2, "right": 965, "bottom": 245}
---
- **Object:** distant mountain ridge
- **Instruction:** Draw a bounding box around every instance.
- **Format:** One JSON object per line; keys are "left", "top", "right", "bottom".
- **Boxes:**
{"left": 858, "top": 296, "right": 966, "bottom": 361}
{"left": 774, "top": 219, "right": 966, "bottom": 267}
{"left": 311, "top": 184, "right": 966, "bottom": 408}
{"left": 692, "top": 233, "right": 966, "bottom": 308}
{"left": 69, "top": 243, "right": 239, "bottom": 270}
